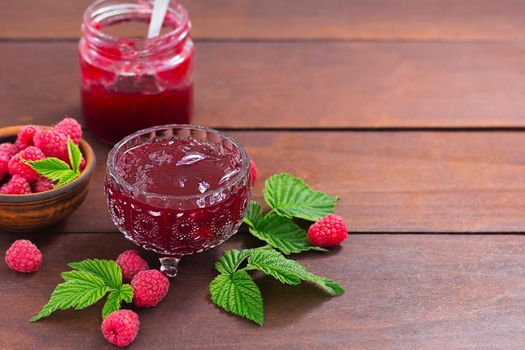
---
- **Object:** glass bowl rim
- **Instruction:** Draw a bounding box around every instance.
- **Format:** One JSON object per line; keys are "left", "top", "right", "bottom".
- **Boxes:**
{"left": 106, "top": 124, "right": 250, "bottom": 201}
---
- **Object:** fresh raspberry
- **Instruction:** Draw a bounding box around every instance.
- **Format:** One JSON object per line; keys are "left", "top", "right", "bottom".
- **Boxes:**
{"left": 54, "top": 117, "right": 82, "bottom": 144}
{"left": 0, "top": 153, "right": 9, "bottom": 182}
{"left": 5, "top": 240, "right": 42, "bottom": 273}
{"left": 1, "top": 174, "right": 32, "bottom": 194}
{"left": 79, "top": 158, "right": 86, "bottom": 171}
{"left": 131, "top": 269, "right": 170, "bottom": 308}
{"left": 307, "top": 214, "right": 348, "bottom": 247}
{"left": 116, "top": 250, "right": 149, "bottom": 283}
{"left": 33, "top": 176, "right": 55, "bottom": 193}
{"left": 15, "top": 125, "right": 40, "bottom": 150}
{"left": 0, "top": 143, "right": 19, "bottom": 158}
{"left": 101, "top": 310, "right": 139, "bottom": 348}
{"left": 33, "top": 130, "right": 69, "bottom": 162}
{"left": 249, "top": 159, "right": 258, "bottom": 184}
{"left": 8, "top": 146, "right": 46, "bottom": 183}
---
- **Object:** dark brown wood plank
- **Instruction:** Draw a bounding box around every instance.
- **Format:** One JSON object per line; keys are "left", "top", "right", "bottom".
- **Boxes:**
{"left": 1, "top": 233, "right": 525, "bottom": 349}
{"left": 3, "top": 41, "right": 525, "bottom": 128}
{"left": 12, "top": 130, "right": 525, "bottom": 234}
{"left": 2, "top": 0, "right": 525, "bottom": 41}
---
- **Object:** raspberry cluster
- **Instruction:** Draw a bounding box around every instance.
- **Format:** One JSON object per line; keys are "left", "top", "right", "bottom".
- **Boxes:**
{"left": 105, "top": 251, "right": 170, "bottom": 347}
{"left": 0, "top": 117, "right": 83, "bottom": 194}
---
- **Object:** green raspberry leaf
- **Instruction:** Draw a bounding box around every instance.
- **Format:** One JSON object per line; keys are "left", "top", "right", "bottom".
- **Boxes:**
{"left": 243, "top": 201, "right": 263, "bottom": 228}
{"left": 55, "top": 172, "right": 78, "bottom": 187}
{"left": 24, "top": 140, "right": 82, "bottom": 188}
{"left": 248, "top": 214, "right": 323, "bottom": 255}
{"left": 296, "top": 271, "right": 345, "bottom": 296}
{"left": 246, "top": 248, "right": 344, "bottom": 296}
{"left": 263, "top": 173, "right": 338, "bottom": 221}
{"left": 68, "top": 259, "right": 123, "bottom": 289}
{"left": 31, "top": 271, "right": 108, "bottom": 321}
{"left": 210, "top": 270, "right": 264, "bottom": 326}
{"left": 214, "top": 249, "right": 251, "bottom": 275}
{"left": 24, "top": 157, "right": 77, "bottom": 188}
{"left": 102, "top": 284, "right": 134, "bottom": 319}
{"left": 67, "top": 138, "right": 82, "bottom": 174}
{"left": 245, "top": 248, "right": 304, "bottom": 285}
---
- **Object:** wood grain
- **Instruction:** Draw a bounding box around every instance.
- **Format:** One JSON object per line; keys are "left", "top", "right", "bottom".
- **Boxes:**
{"left": 1, "top": 232, "right": 525, "bottom": 349}
{"left": 3, "top": 2, "right": 525, "bottom": 349}
{"left": 2, "top": 0, "right": 525, "bottom": 41}
{"left": 3, "top": 41, "right": 525, "bottom": 129}
{"left": 21, "top": 131, "right": 525, "bottom": 234}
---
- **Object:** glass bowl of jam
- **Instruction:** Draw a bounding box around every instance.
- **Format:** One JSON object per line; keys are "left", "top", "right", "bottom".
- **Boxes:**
{"left": 105, "top": 125, "right": 252, "bottom": 276}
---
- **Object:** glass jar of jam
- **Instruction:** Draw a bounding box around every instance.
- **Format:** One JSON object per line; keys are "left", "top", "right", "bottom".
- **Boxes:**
{"left": 79, "top": 0, "right": 194, "bottom": 144}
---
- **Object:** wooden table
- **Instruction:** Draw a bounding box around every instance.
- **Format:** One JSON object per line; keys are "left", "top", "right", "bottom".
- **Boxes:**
{"left": 2, "top": 1, "right": 525, "bottom": 349}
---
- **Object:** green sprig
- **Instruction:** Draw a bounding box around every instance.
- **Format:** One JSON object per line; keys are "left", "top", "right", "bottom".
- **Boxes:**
{"left": 210, "top": 248, "right": 344, "bottom": 326}
{"left": 31, "top": 259, "right": 133, "bottom": 321}
{"left": 211, "top": 172, "right": 344, "bottom": 325}
{"left": 24, "top": 139, "right": 82, "bottom": 188}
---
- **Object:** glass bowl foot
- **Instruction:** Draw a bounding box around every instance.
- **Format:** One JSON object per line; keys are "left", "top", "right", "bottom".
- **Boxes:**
{"left": 159, "top": 256, "right": 180, "bottom": 277}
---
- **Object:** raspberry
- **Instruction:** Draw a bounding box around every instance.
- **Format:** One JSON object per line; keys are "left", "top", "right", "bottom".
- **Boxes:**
{"left": 0, "top": 143, "right": 19, "bottom": 158}
{"left": 33, "top": 176, "right": 55, "bottom": 193}
{"left": 249, "top": 159, "right": 258, "bottom": 184}
{"left": 1, "top": 174, "right": 32, "bottom": 194}
{"left": 79, "top": 158, "right": 86, "bottom": 171}
{"left": 116, "top": 250, "right": 149, "bottom": 283}
{"left": 5, "top": 240, "right": 42, "bottom": 272}
{"left": 54, "top": 117, "right": 82, "bottom": 144}
{"left": 8, "top": 146, "right": 46, "bottom": 183}
{"left": 101, "top": 310, "right": 139, "bottom": 348}
{"left": 307, "top": 214, "right": 348, "bottom": 247}
{"left": 33, "top": 130, "right": 69, "bottom": 162}
{"left": 0, "top": 153, "right": 9, "bottom": 182}
{"left": 16, "top": 125, "right": 40, "bottom": 150}
{"left": 131, "top": 269, "right": 170, "bottom": 308}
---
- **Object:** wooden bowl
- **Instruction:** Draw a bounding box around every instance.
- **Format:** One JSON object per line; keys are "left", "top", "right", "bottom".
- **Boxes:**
{"left": 0, "top": 125, "right": 95, "bottom": 232}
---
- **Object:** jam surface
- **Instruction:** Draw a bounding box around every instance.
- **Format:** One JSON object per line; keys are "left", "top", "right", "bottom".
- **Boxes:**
{"left": 117, "top": 138, "right": 242, "bottom": 196}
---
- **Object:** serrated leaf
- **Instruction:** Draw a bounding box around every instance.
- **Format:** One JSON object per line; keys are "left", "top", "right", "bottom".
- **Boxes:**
{"left": 246, "top": 248, "right": 304, "bottom": 284}
{"left": 297, "top": 271, "right": 345, "bottom": 296}
{"left": 31, "top": 271, "right": 108, "bottom": 321}
{"left": 243, "top": 201, "right": 263, "bottom": 228}
{"left": 56, "top": 172, "right": 78, "bottom": 187}
{"left": 246, "top": 248, "right": 345, "bottom": 296}
{"left": 214, "top": 249, "right": 250, "bottom": 275}
{"left": 248, "top": 214, "right": 318, "bottom": 254}
{"left": 25, "top": 157, "right": 71, "bottom": 176}
{"left": 102, "top": 290, "right": 122, "bottom": 319}
{"left": 67, "top": 138, "right": 82, "bottom": 173}
{"left": 263, "top": 173, "right": 338, "bottom": 221}
{"left": 119, "top": 284, "right": 134, "bottom": 303}
{"left": 210, "top": 270, "right": 264, "bottom": 326}
{"left": 24, "top": 157, "right": 76, "bottom": 188}
{"left": 68, "top": 259, "right": 122, "bottom": 289}
{"left": 102, "top": 284, "right": 134, "bottom": 319}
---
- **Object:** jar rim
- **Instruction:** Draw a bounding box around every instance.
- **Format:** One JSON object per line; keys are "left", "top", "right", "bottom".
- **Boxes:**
{"left": 83, "top": 0, "right": 190, "bottom": 54}
{"left": 106, "top": 124, "right": 251, "bottom": 202}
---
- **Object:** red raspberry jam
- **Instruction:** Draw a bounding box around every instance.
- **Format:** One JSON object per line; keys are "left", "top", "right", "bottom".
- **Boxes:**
{"left": 105, "top": 126, "right": 251, "bottom": 260}
{"left": 79, "top": 1, "right": 194, "bottom": 144}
